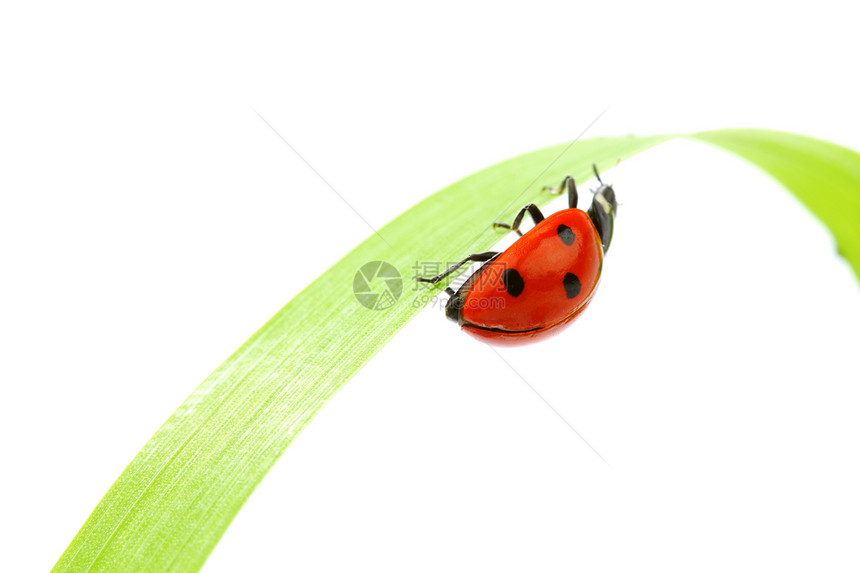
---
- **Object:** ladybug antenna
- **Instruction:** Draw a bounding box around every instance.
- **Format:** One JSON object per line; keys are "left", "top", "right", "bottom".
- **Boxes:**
{"left": 592, "top": 163, "right": 604, "bottom": 185}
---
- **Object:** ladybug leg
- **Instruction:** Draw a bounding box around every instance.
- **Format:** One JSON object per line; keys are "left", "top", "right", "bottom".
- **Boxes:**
{"left": 541, "top": 176, "right": 566, "bottom": 195}
{"left": 416, "top": 251, "right": 500, "bottom": 285}
{"left": 566, "top": 176, "right": 578, "bottom": 209}
{"left": 493, "top": 203, "right": 545, "bottom": 237}
{"left": 541, "top": 175, "right": 578, "bottom": 209}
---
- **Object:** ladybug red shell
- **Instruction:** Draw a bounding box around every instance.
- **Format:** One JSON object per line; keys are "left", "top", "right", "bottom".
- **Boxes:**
{"left": 417, "top": 167, "right": 617, "bottom": 345}
{"left": 450, "top": 209, "right": 603, "bottom": 344}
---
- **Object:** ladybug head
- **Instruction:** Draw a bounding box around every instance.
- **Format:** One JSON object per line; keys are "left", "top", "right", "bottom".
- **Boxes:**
{"left": 588, "top": 165, "right": 618, "bottom": 253}
{"left": 590, "top": 164, "right": 618, "bottom": 212}
{"left": 595, "top": 184, "right": 617, "bottom": 212}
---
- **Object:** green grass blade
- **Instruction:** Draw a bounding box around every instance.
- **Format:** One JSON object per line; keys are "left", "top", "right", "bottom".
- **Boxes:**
{"left": 53, "top": 130, "right": 859, "bottom": 572}
{"left": 688, "top": 129, "right": 860, "bottom": 279}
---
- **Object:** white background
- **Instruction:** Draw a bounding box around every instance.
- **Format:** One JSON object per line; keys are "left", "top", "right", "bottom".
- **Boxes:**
{"left": 2, "top": 1, "right": 860, "bottom": 571}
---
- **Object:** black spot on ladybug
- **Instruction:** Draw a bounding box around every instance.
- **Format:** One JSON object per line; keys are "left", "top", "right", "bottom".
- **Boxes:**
{"left": 563, "top": 273, "right": 581, "bottom": 299}
{"left": 557, "top": 224, "right": 576, "bottom": 246}
{"left": 502, "top": 268, "right": 525, "bottom": 297}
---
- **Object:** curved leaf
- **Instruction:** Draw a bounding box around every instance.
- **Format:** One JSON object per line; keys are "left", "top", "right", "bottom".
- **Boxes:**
{"left": 53, "top": 129, "right": 860, "bottom": 572}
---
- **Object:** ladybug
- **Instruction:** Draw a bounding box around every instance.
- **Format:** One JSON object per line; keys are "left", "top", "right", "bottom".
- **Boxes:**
{"left": 417, "top": 165, "right": 617, "bottom": 345}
